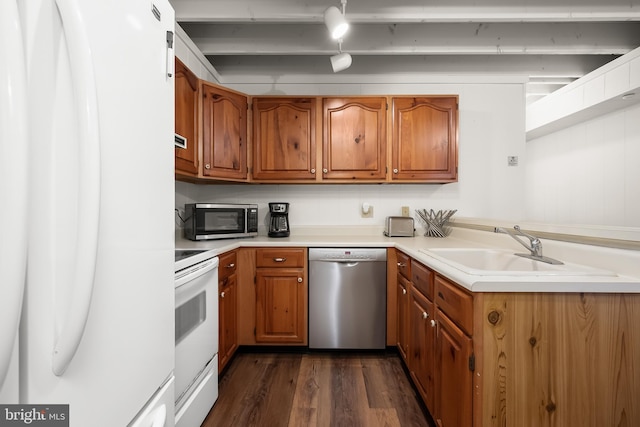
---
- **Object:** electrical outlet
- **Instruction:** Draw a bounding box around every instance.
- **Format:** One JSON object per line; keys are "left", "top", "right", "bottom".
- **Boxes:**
{"left": 508, "top": 155, "right": 518, "bottom": 166}
{"left": 361, "top": 203, "right": 373, "bottom": 218}
{"left": 401, "top": 206, "right": 410, "bottom": 217}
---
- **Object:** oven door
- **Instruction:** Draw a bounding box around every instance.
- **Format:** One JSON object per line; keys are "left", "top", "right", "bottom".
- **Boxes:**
{"left": 175, "top": 256, "right": 219, "bottom": 404}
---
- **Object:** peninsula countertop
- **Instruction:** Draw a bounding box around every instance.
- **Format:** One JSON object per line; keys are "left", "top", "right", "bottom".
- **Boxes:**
{"left": 175, "top": 226, "right": 640, "bottom": 293}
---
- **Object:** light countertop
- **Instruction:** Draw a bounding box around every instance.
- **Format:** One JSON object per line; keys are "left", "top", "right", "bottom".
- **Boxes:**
{"left": 175, "top": 226, "right": 640, "bottom": 293}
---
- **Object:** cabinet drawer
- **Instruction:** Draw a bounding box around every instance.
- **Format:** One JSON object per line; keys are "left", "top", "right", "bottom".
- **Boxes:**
{"left": 411, "top": 260, "right": 433, "bottom": 300}
{"left": 256, "top": 248, "right": 305, "bottom": 268}
{"left": 396, "top": 251, "right": 411, "bottom": 280}
{"left": 434, "top": 275, "right": 473, "bottom": 335}
{"left": 218, "top": 251, "right": 237, "bottom": 283}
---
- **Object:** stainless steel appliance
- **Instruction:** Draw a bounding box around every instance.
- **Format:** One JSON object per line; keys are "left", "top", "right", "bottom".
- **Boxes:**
{"left": 268, "top": 202, "right": 290, "bottom": 238}
{"left": 308, "top": 248, "right": 387, "bottom": 349}
{"left": 384, "top": 216, "right": 415, "bottom": 237}
{"left": 184, "top": 203, "right": 258, "bottom": 241}
{"left": 174, "top": 249, "right": 219, "bottom": 427}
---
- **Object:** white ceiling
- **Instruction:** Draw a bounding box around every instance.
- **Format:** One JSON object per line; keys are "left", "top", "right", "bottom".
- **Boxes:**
{"left": 170, "top": 0, "right": 640, "bottom": 101}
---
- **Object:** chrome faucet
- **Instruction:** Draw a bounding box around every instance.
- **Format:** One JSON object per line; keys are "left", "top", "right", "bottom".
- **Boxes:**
{"left": 494, "top": 225, "right": 563, "bottom": 265}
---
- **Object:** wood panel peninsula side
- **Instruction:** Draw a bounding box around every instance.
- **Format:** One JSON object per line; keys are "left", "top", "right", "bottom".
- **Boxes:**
{"left": 476, "top": 291, "right": 640, "bottom": 427}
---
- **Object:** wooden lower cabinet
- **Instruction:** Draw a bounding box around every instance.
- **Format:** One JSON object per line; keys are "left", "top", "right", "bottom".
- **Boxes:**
{"left": 435, "top": 308, "right": 473, "bottom": 427}
{"left": 409, "top": 287, "right": 436, "bottom": 412}
{"left": 218, "top": 251, "right": 238, "bottom": 371}
{"left": 254, "top": 248, "right": 307, "bottom": 344}
{"left": 396, "top": 251, "right": 471, "bottom": 425}
{"left": 255, "top": 268, "right": 306, "bottom": 343}
{"left": 396, "top": 273, "right": 410, "bottom": 362}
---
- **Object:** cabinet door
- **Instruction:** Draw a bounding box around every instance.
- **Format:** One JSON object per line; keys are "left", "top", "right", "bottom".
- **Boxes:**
{"left": 322, "top": 97, "right": 386, "bottom": 180}
{"left": 255, "top": 268, "right": 306, "bottom": 344}
{"left": 397, "top": 274, "right": 410, "bottom": 362}
{"left": 436, "top": 309, "right": 473, "bottom": 427}
{"left": 409, "top": 288, "right": 436, "bottom": 412}
{"left": 218, "top": 273, "right": 237, "bottom": 371}
{"left": 174, "top": 58, "right": 199, "bottom": 176}
{"left": 392, "top": 97, "right": 458, "bottom": 182}
{"left": 201, "top": 82, "right": 248, "bottom": 180}
{"left": 252, "top": 97, "right": 316, "bottom": 181}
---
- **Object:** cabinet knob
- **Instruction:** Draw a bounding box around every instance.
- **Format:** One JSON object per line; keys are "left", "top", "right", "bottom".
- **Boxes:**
{"left": 220, "top": 291, "right": 225, "bottom": 298}
{"left": 226, "top": 263, "right": 235, "bottom": 269}
{"left": 322, "top": 168, "right": 328, "bottom": 173}
{"left": 205, "top": 164, "right": 211, "bottom": 170}
{"left": 422, "top": 312, "right": 429, "bottom": 319}
{"left": 397, "top": 262, "right": 406, "bottom": 267}
{"left": 310, "top": 168, "right": 316, "bottom": 174}
{"left": 298, "top": 277, "right": 303, "bottom": 283}
{"left": 273, "top": 257, "right": 287, "bottom": 263}
{"left": 402, "top": 288, "right": 407, "bottom": 295}
{"left": 393, "top": 168, "right": 398, "bottom": 174}
{"left": 430, "top": 319, "right": 437, "bottom": 328}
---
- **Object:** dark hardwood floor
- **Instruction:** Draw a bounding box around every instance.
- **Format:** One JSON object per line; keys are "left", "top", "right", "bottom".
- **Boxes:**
{"left": 202, "top": 351, "right": 435, "bottom": 427}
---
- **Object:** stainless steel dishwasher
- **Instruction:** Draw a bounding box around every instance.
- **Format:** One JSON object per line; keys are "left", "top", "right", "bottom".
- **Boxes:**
{"left": 308, "top": 248, "right": 387, "bottom": 349}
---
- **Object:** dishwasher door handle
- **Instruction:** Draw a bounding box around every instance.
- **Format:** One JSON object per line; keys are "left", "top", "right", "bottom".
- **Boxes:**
{"left": 337, "top": 261, "right": 360, "bottom": 267}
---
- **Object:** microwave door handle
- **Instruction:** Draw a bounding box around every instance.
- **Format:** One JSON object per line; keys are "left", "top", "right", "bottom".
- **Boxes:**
{"left": 51, "top": 0, "right": 101, "bottom": 376}
{"left": 0, "top": 0, "right": 29, "bottom": 389}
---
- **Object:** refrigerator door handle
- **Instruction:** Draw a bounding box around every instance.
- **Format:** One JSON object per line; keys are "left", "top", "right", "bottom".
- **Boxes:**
{"left": 51, "top": 0, "right": 102, "bottom": 376}
{"left": 0, "top": 0, "right": 29, "bottom": 389}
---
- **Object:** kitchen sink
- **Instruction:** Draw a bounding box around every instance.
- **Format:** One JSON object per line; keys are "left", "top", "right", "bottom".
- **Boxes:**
{"left": 419, "top": 248, "right": 617, "bottom": 276}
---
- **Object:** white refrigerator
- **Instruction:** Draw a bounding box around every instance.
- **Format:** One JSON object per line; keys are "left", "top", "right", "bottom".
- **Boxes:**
{"left": 0, "top": 0, "right": 176, "bottom": 425}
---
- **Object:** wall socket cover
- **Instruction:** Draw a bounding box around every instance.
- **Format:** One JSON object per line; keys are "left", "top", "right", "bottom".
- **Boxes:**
{"left": 401, "top": 206, "right": 410, "bottom": 216}
{"left": 508, "top": 156, "right": 518, "bottom": 166}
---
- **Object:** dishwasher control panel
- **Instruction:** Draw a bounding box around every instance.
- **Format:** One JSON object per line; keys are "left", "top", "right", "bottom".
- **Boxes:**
{"left": 308, "top": 248, "right": 387, "bottom": 262}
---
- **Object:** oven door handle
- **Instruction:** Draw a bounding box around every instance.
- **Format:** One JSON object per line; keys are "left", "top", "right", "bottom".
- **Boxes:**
{"left": 175, "top": 257, "right": 219, "bottom": 289}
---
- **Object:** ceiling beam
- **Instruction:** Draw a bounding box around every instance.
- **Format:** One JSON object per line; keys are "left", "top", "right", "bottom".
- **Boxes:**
{"left": 171, "top": 0, "right": 640, "bottom": 23}
{"left": 181, "top": 22, "right": 640, "bottom": 56}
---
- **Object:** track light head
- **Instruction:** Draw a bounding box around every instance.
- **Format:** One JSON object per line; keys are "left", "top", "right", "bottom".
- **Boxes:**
{"left": 324, "top": 6, "right": 349, "bottom": 39}
{"left": 330, "top": 52, "right": 352, "bottom": 73}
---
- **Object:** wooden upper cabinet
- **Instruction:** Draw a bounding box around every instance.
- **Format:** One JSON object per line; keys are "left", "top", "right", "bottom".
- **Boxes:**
{"left": 201, "top": 82, "right": 248, "bottom": 180}
{"left": 392, "top": 96, "right": 458, "bottom": 182}
{"left": 174, "top": 58, "right": 199, "bottom": 177}
{"left": 252, "top": 98, "right": 316, "bottom": 181}
{"left": 322, "top": 97, "right": 387, "bottom": 180}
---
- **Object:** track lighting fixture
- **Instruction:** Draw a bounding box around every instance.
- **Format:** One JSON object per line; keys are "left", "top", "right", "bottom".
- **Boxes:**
{"left": 330, "top": 39, "right": 352, "bottom": 73}
{"left": 324, "top": 0, "right": 349, "bottom": 40}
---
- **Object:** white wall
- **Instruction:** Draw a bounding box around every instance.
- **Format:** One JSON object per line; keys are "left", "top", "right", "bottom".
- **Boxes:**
{"left": 525, "top": 102, "right": 640, "bottom": 227}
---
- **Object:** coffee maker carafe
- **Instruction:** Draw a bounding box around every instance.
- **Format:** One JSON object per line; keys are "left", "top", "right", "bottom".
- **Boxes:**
{"left": 268, "top": 202, "right": 290, "bottom": 237}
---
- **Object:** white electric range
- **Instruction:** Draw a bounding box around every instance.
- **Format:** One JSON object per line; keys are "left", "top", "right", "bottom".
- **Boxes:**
{"left": 174, "top": 249, "right": 219, "bottom": 427}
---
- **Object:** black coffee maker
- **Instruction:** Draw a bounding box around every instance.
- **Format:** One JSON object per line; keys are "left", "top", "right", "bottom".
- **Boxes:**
{"left": 268, "top": 202, "right": 290, "bottom": 237}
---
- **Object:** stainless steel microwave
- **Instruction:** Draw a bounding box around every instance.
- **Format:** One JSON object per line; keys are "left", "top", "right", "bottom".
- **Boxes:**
{"left": 184, "top": 203, "right": 258, "bottom": 240}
